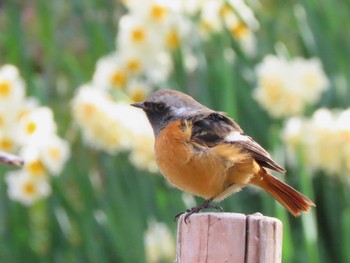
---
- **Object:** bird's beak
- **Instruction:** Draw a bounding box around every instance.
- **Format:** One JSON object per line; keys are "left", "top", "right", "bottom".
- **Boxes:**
{"left": 131, "top": 102, "right": 146, "bottom": 109}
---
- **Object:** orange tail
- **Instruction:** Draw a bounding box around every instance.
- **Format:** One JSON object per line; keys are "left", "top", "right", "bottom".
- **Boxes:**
{"left": 251, "top": 169, "right": 315, "bottom": 216}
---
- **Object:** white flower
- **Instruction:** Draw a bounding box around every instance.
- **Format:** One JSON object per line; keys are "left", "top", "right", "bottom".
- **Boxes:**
{"left": 0, "top": 129, "right": 17, "bottom": 152}
{"left": 222, "top": 8, "right": 257, "bottom": 56}
{"left": 124, "top": 0, "right": 174, "bottom": 25}
{"left": 198, "top": 0, "right": 224, "bottom": 37}
{"left": 283, "top": 117, "right": 303, "bottom": 153}
{"left": 15, "top": 100, "right": 69, "bottom": 178}
{"left": 117, "top": 14, "right": 163, "bottom": 55}
{"left": 127, "top": 113, "right": 157, "bottom": 173}
{"left": 184, "top": 53, "right": 199, "bottom": 73}
{"left": 126, "top": 79, "right": 153, "bottom": 102}
{"left": 72, "top": 85, "right": 124, "bottom": 152}
{"left": 178, "top": 0, "right": 203, "bottom": 15}
{"left": 292, "top": 58, "right": 329, "bottom": 103}
{"left": 0, "top": 64, "right": 25, "bottom": 106}
{"left": 72, "top": 83, "right": 157, "bottom": 171}
{"left": 16, "top": 107, "right": 57, "bottom": 146}
{"left": 335, "top": 109, "right": 350, "bottom": 173}
{"left": 107, "top": 102, "right": 141, "bottom": 150}
{"left": 119, "top": 49, "right": 146, "bottom": 76}
{"left": 145, "top": 51, "right": 173, "bottom": 85}
{"left": 20, "top": 146, "right": 47, "bottom": 178}
{"left": 38, "top": 135, "right": 70, "bottom": 176}
{"left": 195, "top": 0, "right": 258, "bottom": 53}
{"left": 92, "top": 52, "right": 128, "bottom": 90}
{"left": 116, "top": 13, "right": 175, "bottom": 85}
{"left": 144, "top": 220, "right": 175, "bottom": 263}
{"left": 72, "top": 85, "right": 142, "bottom": 153}
{"left": 254, "top": 55, "right": 329, "bottom": 118}
{"left": 16, "top": 97, "right": 39, "bottom": 119}
{"left": 0, "top": 65, "right": 69, "bottom": 205}
{"left": 5, "top": 170, "right": 51, "bottom": 206}
{"left": 0, "top": 101, "right": 20, "bottom": 131}
{"left": 254, "top": 56, "right": 297, "bottom": 117}
{"left": 129, "top": 134, "right": 157, "bottom": 173}
{"left": 0, "top": 97, "right": 38, "bottom": 150}
{"left": 283, "top": 108, "right": 350, "bottom": 178}
{"left": 227, "top": 0, "right": 259, "bottom": 31}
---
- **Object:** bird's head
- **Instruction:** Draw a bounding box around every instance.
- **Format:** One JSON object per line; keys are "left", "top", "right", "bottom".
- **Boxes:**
{"left": 131, "top": 89, "right": 210, "bottom": 135}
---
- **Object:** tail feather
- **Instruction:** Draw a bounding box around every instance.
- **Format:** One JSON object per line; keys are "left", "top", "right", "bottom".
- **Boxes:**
{"left": 252, "top": 169, "right": 315, "bottom": 216}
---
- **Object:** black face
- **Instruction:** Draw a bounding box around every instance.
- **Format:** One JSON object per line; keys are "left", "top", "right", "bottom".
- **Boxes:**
{"left": 143, "top": 101, "right": 166, "bottom": 114}
{"left": 141, "top": 101, "right": 173, "bottom": 136}
{"left": 131, "top": 89, "right": 211, "bottom": 135}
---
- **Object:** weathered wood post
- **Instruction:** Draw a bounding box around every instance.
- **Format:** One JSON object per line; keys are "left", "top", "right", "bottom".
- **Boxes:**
{"left": 175, "top": 212, "right": 283, "bottom": 263}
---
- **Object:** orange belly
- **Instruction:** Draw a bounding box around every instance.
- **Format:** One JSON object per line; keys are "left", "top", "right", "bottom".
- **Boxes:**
{"left": 155, "top": 120, "right": 260, "bottom": 200}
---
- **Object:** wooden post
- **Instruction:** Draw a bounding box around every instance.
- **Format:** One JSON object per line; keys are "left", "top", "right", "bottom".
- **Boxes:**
{"left": 175, "top": 212, "right": 283, "bottom": 263}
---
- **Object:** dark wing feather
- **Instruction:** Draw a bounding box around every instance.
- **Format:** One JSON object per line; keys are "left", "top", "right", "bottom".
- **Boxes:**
{"left": 189, "top": 112, "right": 285, "bottom": 174}
{"left": 235, "top": 138, "right": 286, "bottom": 173}
{"left": 190, "top": 112, "right": 242, "bottom": 147}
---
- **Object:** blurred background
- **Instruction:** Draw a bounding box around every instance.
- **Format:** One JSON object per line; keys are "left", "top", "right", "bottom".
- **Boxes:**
{"left": 0, "top": 0, "right": 350, "bottom": 262}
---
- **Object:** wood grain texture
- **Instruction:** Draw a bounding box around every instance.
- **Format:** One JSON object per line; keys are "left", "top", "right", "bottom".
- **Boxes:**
{"left": 246, "top": 213, "right": 283, "bottom": 263}
{"left": 175, "top": 212, "right": 282, "bottom": 263}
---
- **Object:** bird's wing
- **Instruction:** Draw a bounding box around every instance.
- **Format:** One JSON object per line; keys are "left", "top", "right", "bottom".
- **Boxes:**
{"left": 228, "top": 135, "right": 286, "bottom": 173}
{"left": 189, "top": 112, "right": 286, "bottom": 174}
{"left": 190, "top": 112, "right": 241, "bottom": 147}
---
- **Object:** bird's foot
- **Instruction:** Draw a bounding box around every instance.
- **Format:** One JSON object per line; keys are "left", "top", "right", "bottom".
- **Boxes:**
{"left": 174, "top": 199, "right": 223, "bottom": 224}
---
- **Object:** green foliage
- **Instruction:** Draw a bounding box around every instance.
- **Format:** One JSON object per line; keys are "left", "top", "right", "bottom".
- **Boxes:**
{"left": 1, "top": 0, "right": 350, "bottom": 262}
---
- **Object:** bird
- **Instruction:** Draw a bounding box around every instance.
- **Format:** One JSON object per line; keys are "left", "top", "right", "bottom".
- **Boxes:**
{"left": 131, "top": 89, "right": 315, "bottom": 221}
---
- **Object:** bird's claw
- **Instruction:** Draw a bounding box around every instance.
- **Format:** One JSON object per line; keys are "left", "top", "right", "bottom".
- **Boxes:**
{"left": 174, "top": 199, "right": 224, "bottom": 224}
{"left": 174, "top": 209, "right": 191, "bottom": 221}
{"left": 206, "top": 204, "right": 224, "bottom": 212}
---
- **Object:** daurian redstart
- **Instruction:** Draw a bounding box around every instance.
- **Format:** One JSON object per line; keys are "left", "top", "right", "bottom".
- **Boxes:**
{"left": 132, "top": 89, "right": 315, "bottom": 220}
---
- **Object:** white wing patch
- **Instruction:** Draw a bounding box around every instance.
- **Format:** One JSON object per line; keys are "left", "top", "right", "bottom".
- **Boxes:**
{"left": 225, "top": 131, "right": 250, "bottom": 142}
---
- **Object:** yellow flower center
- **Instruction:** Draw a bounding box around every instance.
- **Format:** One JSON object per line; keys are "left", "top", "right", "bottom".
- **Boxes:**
{"left": 339, "top": 130, "right": 350, "bottom": 142}
{"left": 220, "top": 3, "right": 232, "bottom": 17}
{"left": 0, "top": 115, "right": 3, "bottom": 127}
{"left": 200, "top": 21, "right": 213, "bottom": 33}
{"left": 150, "top": 5, "right": 167, "bottom": 21}
{"left": 230, "top": 22, "right": 249, "bottom": 39}
{"left": 0, "top": 137, "right": 14, "bottom": 151}
{"left": 131, "top": 28, "right": 146, "bottom": 43}
{"left": 26, "top": 121, "right": 37, "bottom": 135}
{"left": 111, "top": 69, "right": 127, "bottom": 88}
{"left": 126, "top": 58, "right": 142, "bottom": 73}
{"left": 27, "top": 160, "right": 46, "bottom": 177}
{"left": 0, "top": 81, "right": 11, "bottom": 98}
{"left": 130, "top": 89, "right": 147, "bottom": 102}
{"left": 23, "top": 181, "right": 37, "bottom": 196}
{"left": 284, "top": 94, "right": 301, "bottom": 114}
{"left": 261, "top": 76, "right": 283, "bottom": 102}
{"left": 166, "top": 30, "right": 180, "bottom": 49}
{"left": 48, "top": 147, "right": 61, "bottom": 161}
{"left": 82, "top": 103, "right": 96, "bottom": 117}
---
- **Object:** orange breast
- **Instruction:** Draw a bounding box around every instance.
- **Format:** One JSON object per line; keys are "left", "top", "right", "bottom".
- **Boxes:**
{"left": 155, "top": 120, "right": 258, "bottom": 200}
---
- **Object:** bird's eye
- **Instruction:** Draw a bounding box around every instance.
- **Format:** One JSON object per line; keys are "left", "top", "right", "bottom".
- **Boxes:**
{"left": 154, "top": 103, "right": 166, "bottom": 113}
